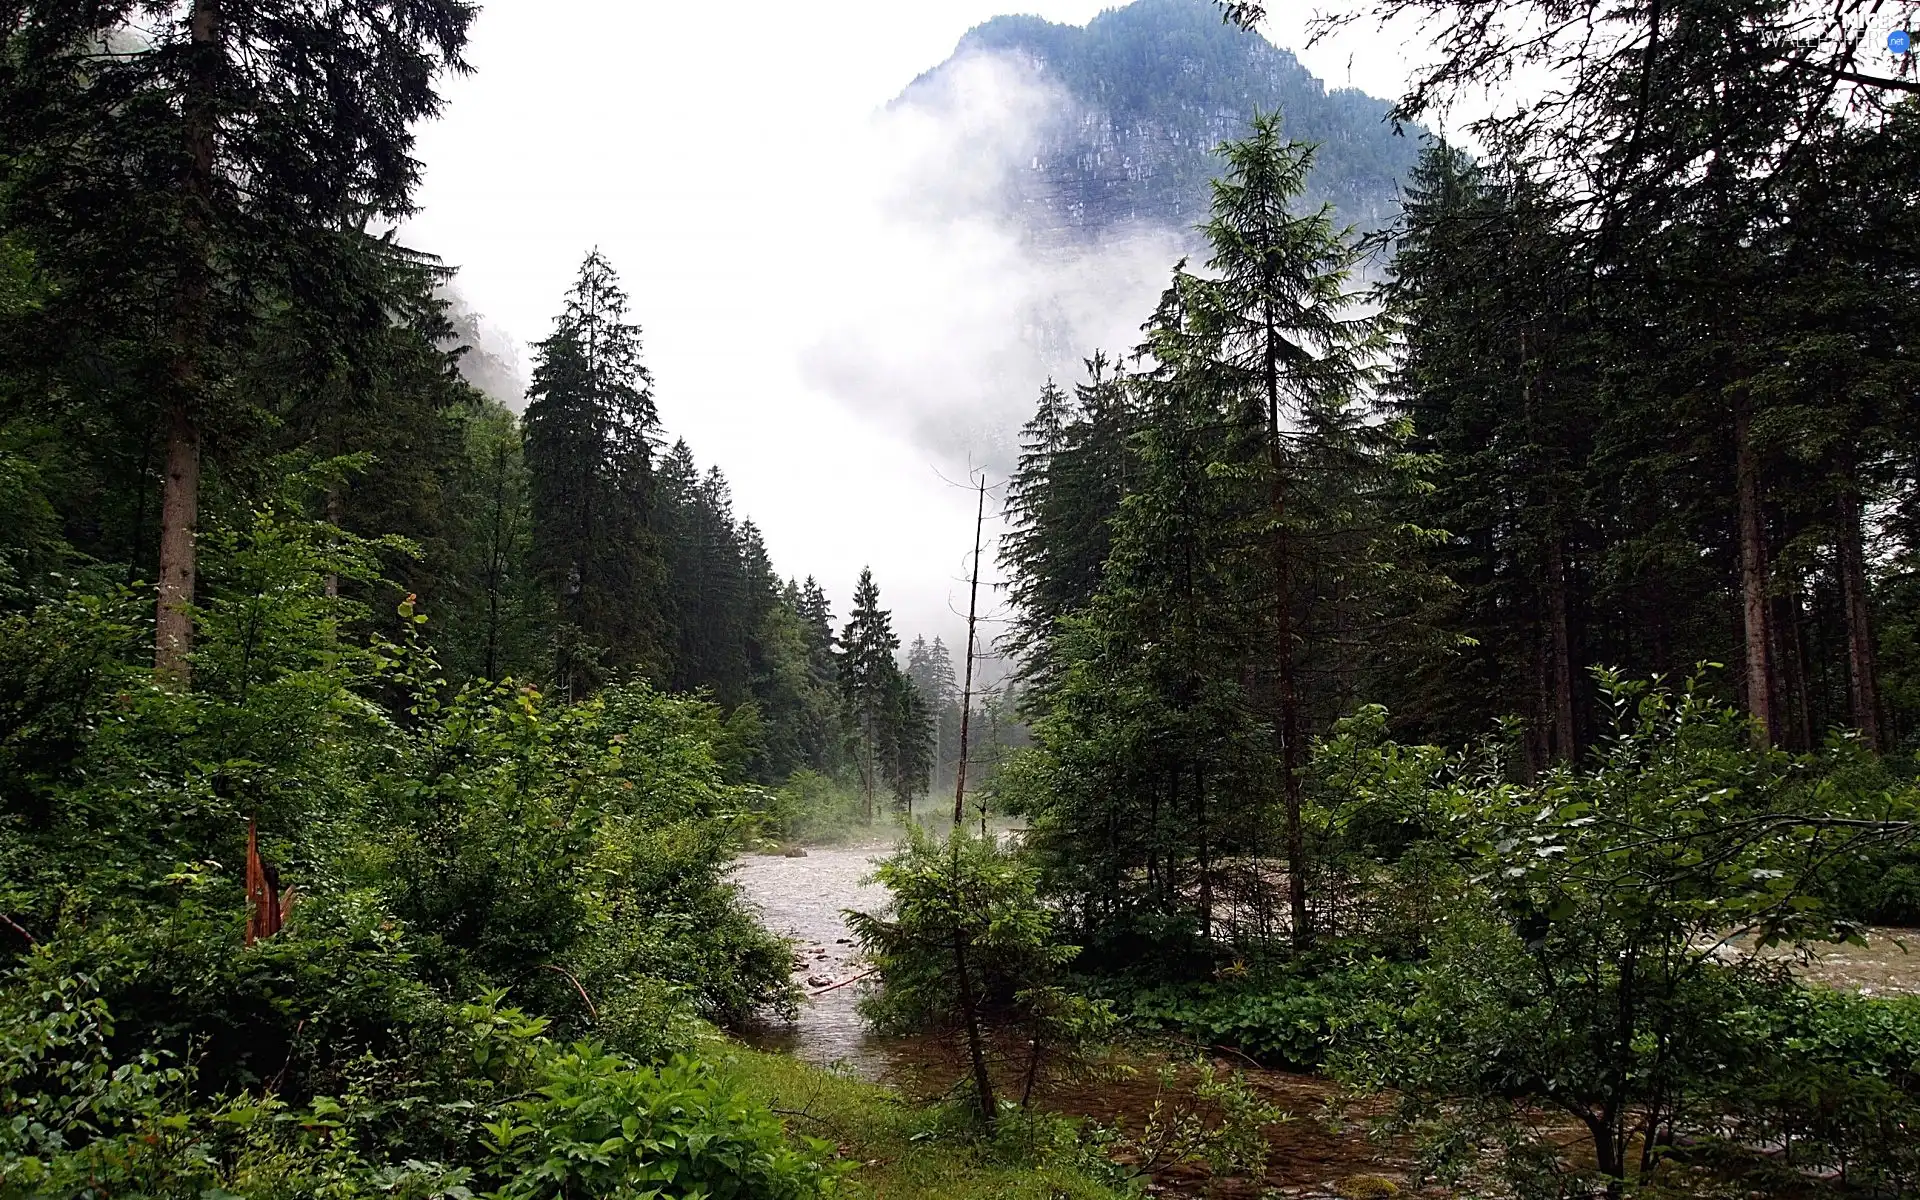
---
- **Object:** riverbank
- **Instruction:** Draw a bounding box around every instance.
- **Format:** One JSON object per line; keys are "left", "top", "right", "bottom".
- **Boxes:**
{"left": 715, "top": 1042, "right": 1132, "bottom": 1200}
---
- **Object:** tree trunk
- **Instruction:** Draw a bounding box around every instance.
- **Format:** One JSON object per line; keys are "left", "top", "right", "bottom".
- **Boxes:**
{"left": 1526, "top": 620, "right": 1550, "bottom": 780}
{"left": 1262, "top": 302, "right": 1310, "bottom": 950}
{"left": 954, "top": 476, "right": 986, "bottom": 824}
{"left": 953, "top": 925, "right": 997, "bottom": 1131}
{"left": 1194, "top": 761, "right": 1212, "bottom": 945}
{"left": 1734, "top": 405, "right": 1776, "bottom": 746}
{"left": 1836, "top": 485, "right": 1883, "bottom": 751}
{"left": 323, "top": 485, "right": 342, "bottom": 600}
{"left": 155, "top": 403, "right": 201, "bottom": 686}
{"left": 156, "top": 0, "right": 220, "bottom": 687}
{"left": 1546, "top": 535, "right": 1578, "bottom": 760}
{"left": 1774, "top": 588, "right": 1814, "bottom": 752}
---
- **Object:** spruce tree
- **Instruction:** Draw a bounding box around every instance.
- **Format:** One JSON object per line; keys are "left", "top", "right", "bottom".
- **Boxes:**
{"left": 840, "top": 567, "right": 901, "bottom": 821}
{"left": 522, "top": 250, "right": 664, "bottom": 696}
{"left": 1192, "top": 108, "right": 1394, "bottom": 945}
{"left": 0, "top": 0, "right": 475, "bottom": 684}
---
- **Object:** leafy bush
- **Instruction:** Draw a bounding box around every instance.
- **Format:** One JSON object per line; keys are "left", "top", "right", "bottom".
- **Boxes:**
{"left": 0, "top": 977, "right": 846, "bottom": 1200}
{"left": 0, "top": 503, "right": 837, "bottom": 1196}
{"left": 850, "top": 828, "right": 1114, "bottom": 1128}
{"left": 747, "top": 769, "right": 868, "bottom": 846}
{"left": 1127, "top": 956, "right": 1422, "bottom": 1069}
{"left": 1719, "top": 987, "right": 1920, "bottom": 1191}
{"left": 1326, "top": 673, "right": 1920, "bottom": 1195}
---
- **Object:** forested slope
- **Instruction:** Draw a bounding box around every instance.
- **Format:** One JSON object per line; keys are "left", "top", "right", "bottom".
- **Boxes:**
{"left": 902, "top": 0, "right": 1421, "bottom": 240}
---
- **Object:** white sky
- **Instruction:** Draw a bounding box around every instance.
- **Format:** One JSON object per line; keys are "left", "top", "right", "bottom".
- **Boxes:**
{"left": 402, "top": 0, "right": 1421, "bottom": 651}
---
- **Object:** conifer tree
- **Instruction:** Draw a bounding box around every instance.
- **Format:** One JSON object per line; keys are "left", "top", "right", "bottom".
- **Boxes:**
{"left": 443, "top": 400, "right": 544, "bottom": 684}
{"left": 1190, "top": 108, "right": 1394, "bottom": 945}
{"left": 0, "top": 0, "right": 475, "bottom": 684}
{"left": 522, "top": 250, "right": 664, "bottom": 696}
{"left": 1386, "top": 145, "right": 1600, "bottom": 766}
{"left": 908, "top": 635, "right": 960, "bottom": 789}
{"left": 1002, "top": 360, "right": 1136, "bottom": 710}
{"left": 840, "top": 568, "right": 901, "bottom": 821}
{"left": 881, "top": 672, "right": 935, "bottom": 817}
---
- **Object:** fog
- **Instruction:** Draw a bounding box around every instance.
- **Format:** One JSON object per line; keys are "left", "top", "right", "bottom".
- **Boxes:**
{"left": 402, "top": 0, "right": 1420, "bottom": 652}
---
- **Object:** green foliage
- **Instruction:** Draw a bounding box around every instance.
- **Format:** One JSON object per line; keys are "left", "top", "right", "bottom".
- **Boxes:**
{"left": 0, "top": 503, "right": 836, "bottom": 1195}
{"left": 523, "top": 250, "right": 667, "bottom": 695}
{"left": 1129, "top": 957, "right": 1421, "bottom": 1069}
{"left": 1094, "top": 1058, "right": 1288, "bottom": 1186}
{"left": 1718, "top": 987, "right": 1920, "bottom": 1191}
{"left": 850, "top": 828, "right": 1077, "bottom": 1035}
{"left": 1004, "top": 111, "right": 1439, "bottom": 963}
{"left": 850, "top": 829, "right": 1111, "bottom": 1126}
{"left": 749, "top": 770, "right": 869, "bottom": 846}
{"left": 463, "top": 995, "right": 846, "bottom": 1200}
{"left": 0, "top": 978, "right": 845, "bottom": 1200}
{"left": 1329, "top": 672, "right": 1920, "bottom": 1192}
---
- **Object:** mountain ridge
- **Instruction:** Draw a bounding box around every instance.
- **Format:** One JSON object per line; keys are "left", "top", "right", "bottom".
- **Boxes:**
{"left": 901, "top": 0, "right": 1423, "bottom": 244}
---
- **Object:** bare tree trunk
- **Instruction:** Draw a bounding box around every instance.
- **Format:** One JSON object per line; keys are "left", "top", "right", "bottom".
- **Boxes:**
{"left": 1527, "top": 626, "right": 1550, "bottom": 780}
{"left": 1546, "top": 535, "right": 1578, "bottom": 760}
{"left": 1836, "top": 484, "right": 1884, "bottom": 751}
{"left": 1194, "top": 761, "right": 1212, "bottom": 945}
{"left": 1264, "top": 314, "right": 1310, "bottom": 949}
{"left": 1734, "top": 405, "right": 1776, "bottom": 746}
{"left": 156, "top": 403, "right": 202, "bottom": 686}
{"left": 953, "top": 925, "right": 997, "bottom": 1131}
{"left": 156, "top": 0, "right": 220, "bottom": 688}
{"left": 1775, "top": 588, "right": 1814, "bottom": 752}
{"left": 953, "top": 475, "right": 986, "bottom": 825}
{"left": 323, "top": 485, "right": 342, "bottom": 599}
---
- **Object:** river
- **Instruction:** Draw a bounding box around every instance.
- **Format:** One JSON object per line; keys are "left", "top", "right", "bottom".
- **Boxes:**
{"left": 732, "top": 840, "right": 904, "bottom": 1080}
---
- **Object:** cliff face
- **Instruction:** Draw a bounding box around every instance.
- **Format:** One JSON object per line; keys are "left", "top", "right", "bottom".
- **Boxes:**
{"left": 900, "top": 0, "right": 1421, "bottom": 245}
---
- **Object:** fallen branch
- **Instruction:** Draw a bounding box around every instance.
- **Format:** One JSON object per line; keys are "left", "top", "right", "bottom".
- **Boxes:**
{"left": 0, "top": 912, "right": 34, "bottom": 945}
{"left": 805, "top": 969, "right": 875, "bottom": 997}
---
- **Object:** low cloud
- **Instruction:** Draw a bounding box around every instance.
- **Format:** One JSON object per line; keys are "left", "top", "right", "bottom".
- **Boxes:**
{"left": 801, "top": 48, "right": 1189, "bottom": 476}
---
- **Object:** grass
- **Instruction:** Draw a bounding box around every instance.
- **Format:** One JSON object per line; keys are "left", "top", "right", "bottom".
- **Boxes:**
{"left": 713, "top": 1043, "right": 1132, "bottom": 1200}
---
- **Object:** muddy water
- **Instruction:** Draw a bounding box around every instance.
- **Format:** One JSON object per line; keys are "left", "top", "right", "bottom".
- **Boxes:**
{"left": 732, "top": 841, "right": 905, "bottom": 1080}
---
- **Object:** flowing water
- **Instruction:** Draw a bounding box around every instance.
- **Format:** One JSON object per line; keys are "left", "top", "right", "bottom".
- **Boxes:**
{"left": 730, "top": 842, "right": 1920, "bottom": 1196}
{"left": 732, "top": 840, "right": 905, "bottom": 1080}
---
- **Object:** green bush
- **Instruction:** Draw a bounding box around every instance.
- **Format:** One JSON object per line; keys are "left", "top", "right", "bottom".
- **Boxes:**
{"left": 850, "top": 829, "right": 1114, "bottom": 1128}
{"left": 0, "top": 976, "right": 846, "bottom": 1200}
{"left": 747, "top": 769, "right": 868, "bottom": 845}
{"left": 1719, "top": 987, "right": 1920, "bottom": 1190}
{"left": 1127, "top": 956, "right": 1422, "bottom": 1069}
{"left": 0, "top": 503, "right": 837, "bottom": 1196}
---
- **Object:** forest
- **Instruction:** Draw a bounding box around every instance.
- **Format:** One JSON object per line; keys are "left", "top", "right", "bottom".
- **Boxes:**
{"left": 2, "top": 0, "right": 1918, "bottom": 1198}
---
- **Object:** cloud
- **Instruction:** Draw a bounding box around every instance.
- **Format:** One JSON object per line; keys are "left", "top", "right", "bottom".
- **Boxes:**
{"left": 798, "top": 48, "right": 1189, "bottom": 477}
{"left": 400, "top": 5, "right": 1193, "bottom": 651}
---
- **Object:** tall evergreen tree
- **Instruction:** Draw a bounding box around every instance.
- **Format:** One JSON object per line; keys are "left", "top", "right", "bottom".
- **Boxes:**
{"left": 881, "top": 672, "right": 935, "bottom": 816}
{"left": 522, "top": 250, "right": 663, "bottom": 696}
{"left": 907, "top": 634, "right": 960, "bottom": 790}
{"left": 1188, "top": 108, "right": 1401, "bottom": 945}
{"left": 840, "top": 567, "right": 901, "bottom": 821}
{"left": 0, "top": 0, "right": 475, "bottom": 684}
{"left": 441, "top": 400, "right": 544, "bottom": 684}
{"left": 1385, "top": 146, "right": 1602, "bottom": 767}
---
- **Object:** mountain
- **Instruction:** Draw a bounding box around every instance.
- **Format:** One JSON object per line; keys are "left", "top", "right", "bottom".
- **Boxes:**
{"left": 899, "top": 0, "right": 1422, "bottom": 244}
{"left": 439, "top": 286, "right": 528, "bottom": 411}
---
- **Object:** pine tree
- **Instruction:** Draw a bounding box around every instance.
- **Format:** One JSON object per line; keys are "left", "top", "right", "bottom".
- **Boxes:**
{"left": 881, "top": 672, "right": 935, "bottom": 817}
{"left": 522, "top": 250, "right": 664, "bottom": 696}
{"left": 840, "top": 567, "right": 901, "bottom": 821}
{"left": 1002, "top": 360, "right": 1136, "bottom": 710}
{"left": 907, "top": 634, "right": 960, "bottom": 790}
{"left": 0, "top": 0, "right": 475, "bottom": 684}
{"left": 1191, "top": 108, "right": 1395, "bottom": 946}
{"left": 1386, "top": 146, "right": 1601, "bottom": 767}
{"left": 442, "top": 400, "right": 544, "bottom": 684}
